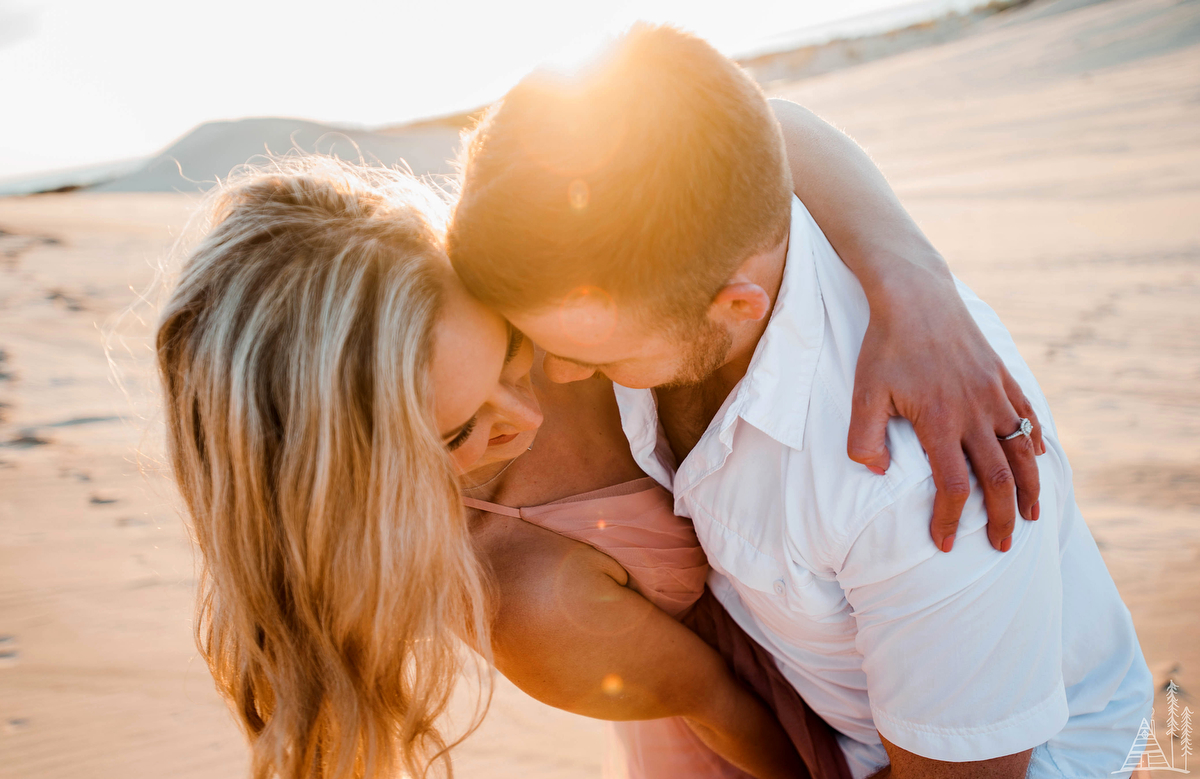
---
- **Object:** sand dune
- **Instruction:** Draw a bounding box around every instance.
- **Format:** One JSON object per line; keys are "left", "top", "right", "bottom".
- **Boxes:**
{"left": 0, "top": 118, "right": 463, "bottom": 199}
{"left": 0, "top": 117, "right": 466, "bottom": 197}
{"left": 92, "top": 116, "right": 464, "bottom": 193}
{"left": 0, "top": 0, "right": 1197, "bottom": 776}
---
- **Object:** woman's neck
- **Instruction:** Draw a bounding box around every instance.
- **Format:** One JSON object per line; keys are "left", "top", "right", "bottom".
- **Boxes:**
{"left": 461, "top": 454, "right": 522, "bottom": 501}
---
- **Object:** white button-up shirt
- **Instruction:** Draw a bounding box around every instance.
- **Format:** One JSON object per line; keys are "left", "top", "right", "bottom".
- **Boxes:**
{"left": 614, "top": 197, "right": 1152, "bottom": 776}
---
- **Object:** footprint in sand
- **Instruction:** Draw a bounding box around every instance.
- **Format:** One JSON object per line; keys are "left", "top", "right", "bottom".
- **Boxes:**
{"left": 1150, "top": 660, "right": 1186, "bottom": 694}
{"left": 0, "top": 635, "right": 19, "bottom": 668}
{"left": 2, "top": 433, "right": 50, "bottom": 449}
{"left": 3, "top": 718, "right": 31, "bottom": 735}
{"left": 45, "top": 289, "right": 85, "bottom": 312}
{"left": 0, "top": 227, "right": 60, "bottom": 270}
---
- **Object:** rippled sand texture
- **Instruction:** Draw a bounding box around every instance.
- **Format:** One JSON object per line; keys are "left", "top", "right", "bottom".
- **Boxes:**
{"left": 1, "top": 0, "right": 1197, "bottom": 775}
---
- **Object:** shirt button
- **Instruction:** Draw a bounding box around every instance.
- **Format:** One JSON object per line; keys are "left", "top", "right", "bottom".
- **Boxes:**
{"left": 773, "top": 580, "right": 785, "bottom": 595}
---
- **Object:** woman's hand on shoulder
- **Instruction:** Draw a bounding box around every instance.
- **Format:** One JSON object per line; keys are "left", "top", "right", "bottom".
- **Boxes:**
{"left": 769, "top": 97, "right": 1044, "bottom": 554}
{"left": 851, "top": 274, "right": 1044, "bottom": 553}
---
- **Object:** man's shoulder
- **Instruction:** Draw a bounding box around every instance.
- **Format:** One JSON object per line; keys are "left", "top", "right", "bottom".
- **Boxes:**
{"left": 693, "top": 412, "right": 938, "bottom": 574}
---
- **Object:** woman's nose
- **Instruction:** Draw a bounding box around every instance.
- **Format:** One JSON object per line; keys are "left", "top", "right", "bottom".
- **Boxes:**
{"left": 493, "top": 379, "right": 543, "bottom": 432}
{"left": 542, "top": 354, "right": 596, "bottom": 384}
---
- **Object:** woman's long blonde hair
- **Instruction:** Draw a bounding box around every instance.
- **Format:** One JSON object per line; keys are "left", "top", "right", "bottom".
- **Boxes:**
{"left": 156, "top": 157, "right": 491, "bottom": 779}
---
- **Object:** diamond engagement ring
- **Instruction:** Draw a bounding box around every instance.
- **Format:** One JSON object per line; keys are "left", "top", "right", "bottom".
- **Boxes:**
{"left": 1000, "top": 418, "right": 1033, "bottom": 441}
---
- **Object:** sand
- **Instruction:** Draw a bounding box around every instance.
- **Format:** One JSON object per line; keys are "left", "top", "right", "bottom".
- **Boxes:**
{"left": 0, "top": 0, "right": 1197, "bottom": 775}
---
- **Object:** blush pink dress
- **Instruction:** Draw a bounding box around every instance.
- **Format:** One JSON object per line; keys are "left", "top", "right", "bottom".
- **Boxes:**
{"left": 463, "top": 477, "right": 851, "bottom": 779}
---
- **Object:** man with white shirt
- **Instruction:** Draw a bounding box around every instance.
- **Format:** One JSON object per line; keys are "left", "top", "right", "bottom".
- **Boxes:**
{"left": 449, "top": 24, "right": 1152, "bottom": 778}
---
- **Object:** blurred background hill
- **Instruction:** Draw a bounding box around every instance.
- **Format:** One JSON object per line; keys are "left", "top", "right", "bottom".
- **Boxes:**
{"left": 87, "top": 116, "right": 467, "bottom": 193}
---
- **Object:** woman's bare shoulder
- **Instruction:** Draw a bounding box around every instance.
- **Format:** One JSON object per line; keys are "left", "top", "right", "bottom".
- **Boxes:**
{"left": 472, "top": 513, "right": 631, "bottom": 681}
{"left": 473, "top": 512, "right": 628, "bottom": 611}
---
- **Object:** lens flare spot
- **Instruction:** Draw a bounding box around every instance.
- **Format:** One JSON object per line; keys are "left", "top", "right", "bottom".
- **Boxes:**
{"left": 557, "top": 285, "right": 618, "bottom": 346}
{"left": 597, "top": 519, "right": 607, "bottom": 530}
{"left": 601, "top": 674, "right": 623, "bottom": 696}
{"left": 568, "top": 179, "right": 590, "bottom": 210}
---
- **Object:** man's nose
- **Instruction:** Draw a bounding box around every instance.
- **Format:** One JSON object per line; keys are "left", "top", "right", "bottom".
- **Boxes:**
{"left": 542, "top": 354, "right": 596, "bottom": 384}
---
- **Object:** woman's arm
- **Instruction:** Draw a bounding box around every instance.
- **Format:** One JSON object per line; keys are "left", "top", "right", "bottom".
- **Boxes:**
{"left": 770, "top": 98, "right": 1045, "bottom": 554}
{"left": 485, "top": 526, "right": 805, "bottom": 779}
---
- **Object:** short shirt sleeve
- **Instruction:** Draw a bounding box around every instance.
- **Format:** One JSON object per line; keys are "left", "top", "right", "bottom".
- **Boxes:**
{"left": 837, "top": 474, "right": 1070, "bottom": 761}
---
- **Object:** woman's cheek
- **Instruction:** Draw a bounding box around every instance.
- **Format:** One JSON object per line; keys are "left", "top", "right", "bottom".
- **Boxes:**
{"left": 449, "top": 448, "right": 471, "bottom": 475}
{"left": 451, "top": 434, "right": 490, "bottom": 474}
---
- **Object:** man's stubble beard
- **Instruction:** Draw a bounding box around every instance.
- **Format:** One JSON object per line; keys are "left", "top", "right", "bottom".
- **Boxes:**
{"left": 657, "top": 316, "right": 733, "bottom": 390}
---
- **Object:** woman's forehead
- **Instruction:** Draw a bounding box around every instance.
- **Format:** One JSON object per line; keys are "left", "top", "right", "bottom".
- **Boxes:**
{"left": 429, "top": 277, "right": 508, "bottom": 433}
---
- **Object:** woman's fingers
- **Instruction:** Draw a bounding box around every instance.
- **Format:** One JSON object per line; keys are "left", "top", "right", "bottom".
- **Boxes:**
{"left": 925, "top": 440, "right": 973, "bottom": 552}
{"left": 847, "top": 384, "right": 894, "bottom": 474}
{"left": 1002, "top": 370, "right": 1046, "bottom": 456}
{"left": 1000, "top": 430, "right": 1041, "bottom": 524}
{"left": 995, "top": 367, "right": 1043, "bottom": 526}
{"left": 847, "top": 300, "right": 1045, "bottom": 553}
{"left": 853, "top": 378, "right": 1040, "bottom": 552}
{"left": 964, "top": 433, "right": 1019, "bottom": 551}
{"left": 960, "top": 432, "right": 1017, "bottom": 547}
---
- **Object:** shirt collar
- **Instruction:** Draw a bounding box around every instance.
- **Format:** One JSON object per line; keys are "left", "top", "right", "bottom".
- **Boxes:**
{"left": 614, "top": 385, "right": 678, "bottom": 490}
{"left": 732, "top": 195, "right": 826, "bottom": 452}
{"left": 613, "top": 196, "right": 828, "bottom": 487}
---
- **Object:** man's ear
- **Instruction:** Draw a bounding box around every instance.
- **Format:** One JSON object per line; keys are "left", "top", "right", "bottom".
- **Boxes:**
{"left": 708, "top": 281, "right": 772, "bottom": 325}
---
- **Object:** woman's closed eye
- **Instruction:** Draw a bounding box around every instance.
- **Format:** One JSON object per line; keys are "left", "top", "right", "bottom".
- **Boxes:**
{"left": 446, "top": 416, "right": 477, "bottom": 451}
{"left": 504, "top": 326, "right": 524, "bottom": 364}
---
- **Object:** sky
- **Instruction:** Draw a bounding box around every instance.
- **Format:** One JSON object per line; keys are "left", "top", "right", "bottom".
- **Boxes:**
{"left": 0, "top": 0, "right": 979, "bottom": 179}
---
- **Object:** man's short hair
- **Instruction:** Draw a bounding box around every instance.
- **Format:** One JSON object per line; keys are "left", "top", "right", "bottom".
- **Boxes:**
{"left": 448, "top": 23, "right": 793, "bottom": 324}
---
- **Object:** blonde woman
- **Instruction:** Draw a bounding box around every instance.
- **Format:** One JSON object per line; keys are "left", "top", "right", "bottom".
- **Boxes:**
{"left": 157, "top": 112, "right": 1035, "bottom": 779}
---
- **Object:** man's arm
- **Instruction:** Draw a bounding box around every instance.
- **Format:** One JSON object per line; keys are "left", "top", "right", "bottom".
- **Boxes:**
{"left": 874, "top": 735, "right": 1032, "bottom": 779}
{"left": 770, "top": 98, "right": 1044, "bottom": 553}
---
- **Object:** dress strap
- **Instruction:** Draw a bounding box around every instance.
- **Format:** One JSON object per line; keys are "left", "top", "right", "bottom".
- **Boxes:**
{"left": 462, "top": 495, "right": 522, "bottom": 518}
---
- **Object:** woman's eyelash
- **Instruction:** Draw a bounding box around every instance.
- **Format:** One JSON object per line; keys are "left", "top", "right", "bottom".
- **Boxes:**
{"left": 446, "top": 417, "right": 477, "bottom": 451}
{"left": 505, "top": 329, "right": 524, "bottom": 364}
